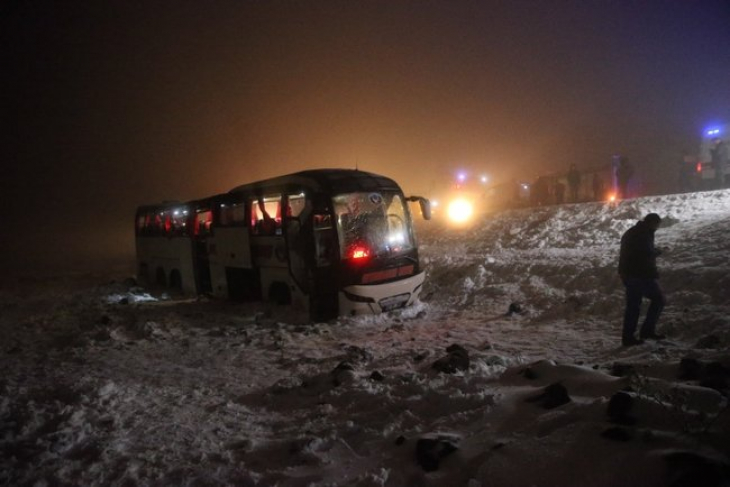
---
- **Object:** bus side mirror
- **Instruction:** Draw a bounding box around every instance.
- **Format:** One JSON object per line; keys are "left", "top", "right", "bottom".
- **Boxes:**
{"left": 407, "top": 196, "right": 431, "bottom": 220}
{"left": 419, "top": 198, "right": 431, "bottom": 220}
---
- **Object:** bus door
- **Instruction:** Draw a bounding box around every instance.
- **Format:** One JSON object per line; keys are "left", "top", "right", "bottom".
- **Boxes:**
{"left": 193, "top": 208, "right": 213, "bottom": 293}
{"left": 309, "top": 195, "right": 339, "bottom": 321}
{"left": 210, "top": 196, "right": 254, "bottom": 300}
{"left": 283, "top": 192, "right": 312, "bottom": 295}
{"left": 250, "top": 194, "right": 289, "bottom": 303}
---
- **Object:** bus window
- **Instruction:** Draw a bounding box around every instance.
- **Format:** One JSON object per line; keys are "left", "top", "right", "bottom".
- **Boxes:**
{"left": 219, "top": 201, "right": 246, "bottom": 227}
{"left": 168, "top": 208, "right": 189, "bottom": 237}
{"left": 384, "top": 194, "right": 408, "bottom": 248}
{"left": 333, "top": 192, "right": 413, "bottom": 260}
{"left": 195, "top": 210, "right": 212, "bottom": 236}
{"left": 153, "top": 212, "right": 166, "bottom": 236}
{"left": 251, "top": 195, "right": 282, "bottom": 236}
{"left": 286, "top": 192, "right": 307, "bottom": 218}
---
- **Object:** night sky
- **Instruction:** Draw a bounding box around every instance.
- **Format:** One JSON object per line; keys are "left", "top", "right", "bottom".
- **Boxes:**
{"left": 2, "top": 1, "right": 729, "bottom": 274}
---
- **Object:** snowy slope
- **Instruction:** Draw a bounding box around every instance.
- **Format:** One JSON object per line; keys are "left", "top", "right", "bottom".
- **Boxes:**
{"left": 2, "top": 190, "right": 730, "bottom": 486}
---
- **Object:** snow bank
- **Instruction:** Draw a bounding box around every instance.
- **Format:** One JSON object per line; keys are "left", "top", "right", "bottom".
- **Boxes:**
{"left": 2, "top": 190, "right": 730, "bottom": 486}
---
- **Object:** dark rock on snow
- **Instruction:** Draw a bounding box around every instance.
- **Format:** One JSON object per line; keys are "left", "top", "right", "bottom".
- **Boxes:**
{"left": 678, "top": 357, "right": 730, "bottom": 393}
{"left": 432, "top": 344, "right": 470, "bottom": 374}
{"left": 507, "top": 302, "right": 523, "bottom": 315}
{"left": 519, "top": 367, "right": 539, "bottom": 380}
{"left": 525, "top": 383, "right": 571, "bottom": 409}
{"left": 610, "top": 362, "right": 636, "bottom": 378}
{"left": 369, "top": 370, "right": 385, "bottom": 382}
{"left": 607, "top": 391, "right": 636, "bottom": 425}
{"left": 678, "top": 357, "right": 704, "bottom": 380}
{"left": 415, "top": 433, "right": 460, "bottom": 472}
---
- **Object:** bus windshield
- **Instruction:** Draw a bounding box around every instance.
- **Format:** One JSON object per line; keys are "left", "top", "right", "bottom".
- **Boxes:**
{"left": 333, "top": 192, "right": 413, "bottom": 261}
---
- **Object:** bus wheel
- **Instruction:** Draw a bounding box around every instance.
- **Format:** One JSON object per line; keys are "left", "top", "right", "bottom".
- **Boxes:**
{"left": 169, "top": 270, "right": 182, "bottom": 292}
{"left": 269, "top": 282, "right": 291, "bottom": 305}
{"left": 156, "top": 268, "right": 167, "bottom": 287}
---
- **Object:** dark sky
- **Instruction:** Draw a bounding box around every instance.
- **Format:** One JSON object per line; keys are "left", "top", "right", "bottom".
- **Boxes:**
{"left": 2, "top": 0, "right": 729, "bottom": 273}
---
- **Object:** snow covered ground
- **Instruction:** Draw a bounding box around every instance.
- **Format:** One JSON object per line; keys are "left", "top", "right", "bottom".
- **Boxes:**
{"left": 2, "top": 190, "right": 730, "bottom": 486}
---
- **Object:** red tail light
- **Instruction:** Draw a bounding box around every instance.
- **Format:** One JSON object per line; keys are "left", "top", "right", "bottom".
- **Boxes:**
{"left": 696, "top": 162, "right": 702, "bottom": 173}
{"left": 350, "top": 245, "right": 370, "bottom": 260}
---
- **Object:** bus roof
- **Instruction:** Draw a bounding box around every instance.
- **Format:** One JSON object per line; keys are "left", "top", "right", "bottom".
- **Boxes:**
{"left": 137, "top": 169, "right": 403, "bottom": 212}
{"left": 228, "top": 169, "right": 401, "bottom": 195}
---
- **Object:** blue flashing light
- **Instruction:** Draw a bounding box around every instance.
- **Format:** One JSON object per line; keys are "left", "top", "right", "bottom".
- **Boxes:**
{"left": 706, "top": 128, "right": 722, "bottom": 137}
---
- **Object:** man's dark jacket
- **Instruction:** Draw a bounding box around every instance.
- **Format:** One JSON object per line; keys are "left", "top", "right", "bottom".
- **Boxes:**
{"left": 618, "top": 220, "right": 660, "bottom": 279}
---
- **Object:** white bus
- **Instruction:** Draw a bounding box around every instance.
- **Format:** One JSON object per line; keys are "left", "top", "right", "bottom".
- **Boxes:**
{"left": 135, "top": 169, "right": 431, "bottom": 320}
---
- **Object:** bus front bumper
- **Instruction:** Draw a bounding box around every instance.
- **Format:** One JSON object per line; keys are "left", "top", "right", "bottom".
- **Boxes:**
{"left": 339, "top": 271, "right": 425, "bottom": 316}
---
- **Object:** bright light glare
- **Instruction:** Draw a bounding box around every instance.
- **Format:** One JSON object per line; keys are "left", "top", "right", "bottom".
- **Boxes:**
{"left": 457, "top": 172, "right": 467, "bottom": 182}
{"left": 388, "top": 232, "right": 405, "bottom": 245}
{"left": 447, "top": 198, "right": 474, "bottom": 224}
{"left": 608, "top": 193, "right": 617, "bottom": 202}
{"left": 481, "top": 175, "right": 488, "bottom": 183}
{"left": 431, "top": 200, "right": 439, "bottom": 207}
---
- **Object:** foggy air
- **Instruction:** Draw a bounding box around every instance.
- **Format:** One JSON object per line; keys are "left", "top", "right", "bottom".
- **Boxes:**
{"left": 2, "top": 1, "right": 729, "bottom": 273}
{"left": 2, "top": 2, "right": 730, "bottom": 485}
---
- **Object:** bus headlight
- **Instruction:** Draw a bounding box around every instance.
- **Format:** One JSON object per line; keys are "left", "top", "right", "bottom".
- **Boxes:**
{"left": 447, "top": 198, "right": 474, "bottom": 224}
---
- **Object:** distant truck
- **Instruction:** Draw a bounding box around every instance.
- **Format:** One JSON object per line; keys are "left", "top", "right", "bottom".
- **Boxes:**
{"left": 696, "top": 123, "right": 729, "bottom": 189}
{"left": 429, "top": 173, "right": 530, "bottom": 225}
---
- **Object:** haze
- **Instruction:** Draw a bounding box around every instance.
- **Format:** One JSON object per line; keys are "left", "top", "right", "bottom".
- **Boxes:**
{"left": 2, "top": 1, "right": 729, "bottom": 275}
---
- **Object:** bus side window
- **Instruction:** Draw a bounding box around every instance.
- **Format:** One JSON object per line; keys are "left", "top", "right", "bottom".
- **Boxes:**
{"left": 286, "top": 193, "right": 307, "bottom": 219}
{"left": 251, "top": 195, "right": 282, "bottom": 236}
{"left": 137, "top": 213, "right": 150, "bottom": 236}
{"left": 154, "top": 213, "right": 164, "bottom": 236}
{"left": 218, "top": 199, "right": 246, "bottom": 227}
{"left": 195, "top": 210, "right": 212, "bottom": 236}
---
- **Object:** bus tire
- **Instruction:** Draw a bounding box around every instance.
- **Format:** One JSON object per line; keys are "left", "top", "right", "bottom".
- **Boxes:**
{"left": 156, "top": 267, "right": 167, "bottom": 287}
{"left": 269, "top": 282, "right": 291, "bottom": 305}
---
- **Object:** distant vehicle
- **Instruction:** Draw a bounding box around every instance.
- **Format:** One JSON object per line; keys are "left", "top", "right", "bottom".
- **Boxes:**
{"left": 135, "top": 169, "right": 431, "bottom": 321}
{"left": 429, "top": 171, "right": 529, "bottom": 225}
{"left": 696, "top": 123, "right": 730, "bottom": 188}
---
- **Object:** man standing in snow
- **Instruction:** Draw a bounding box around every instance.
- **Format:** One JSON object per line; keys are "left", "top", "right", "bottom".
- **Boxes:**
{"left": 618, "top": 213, "right": 666, "bottom": 346}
